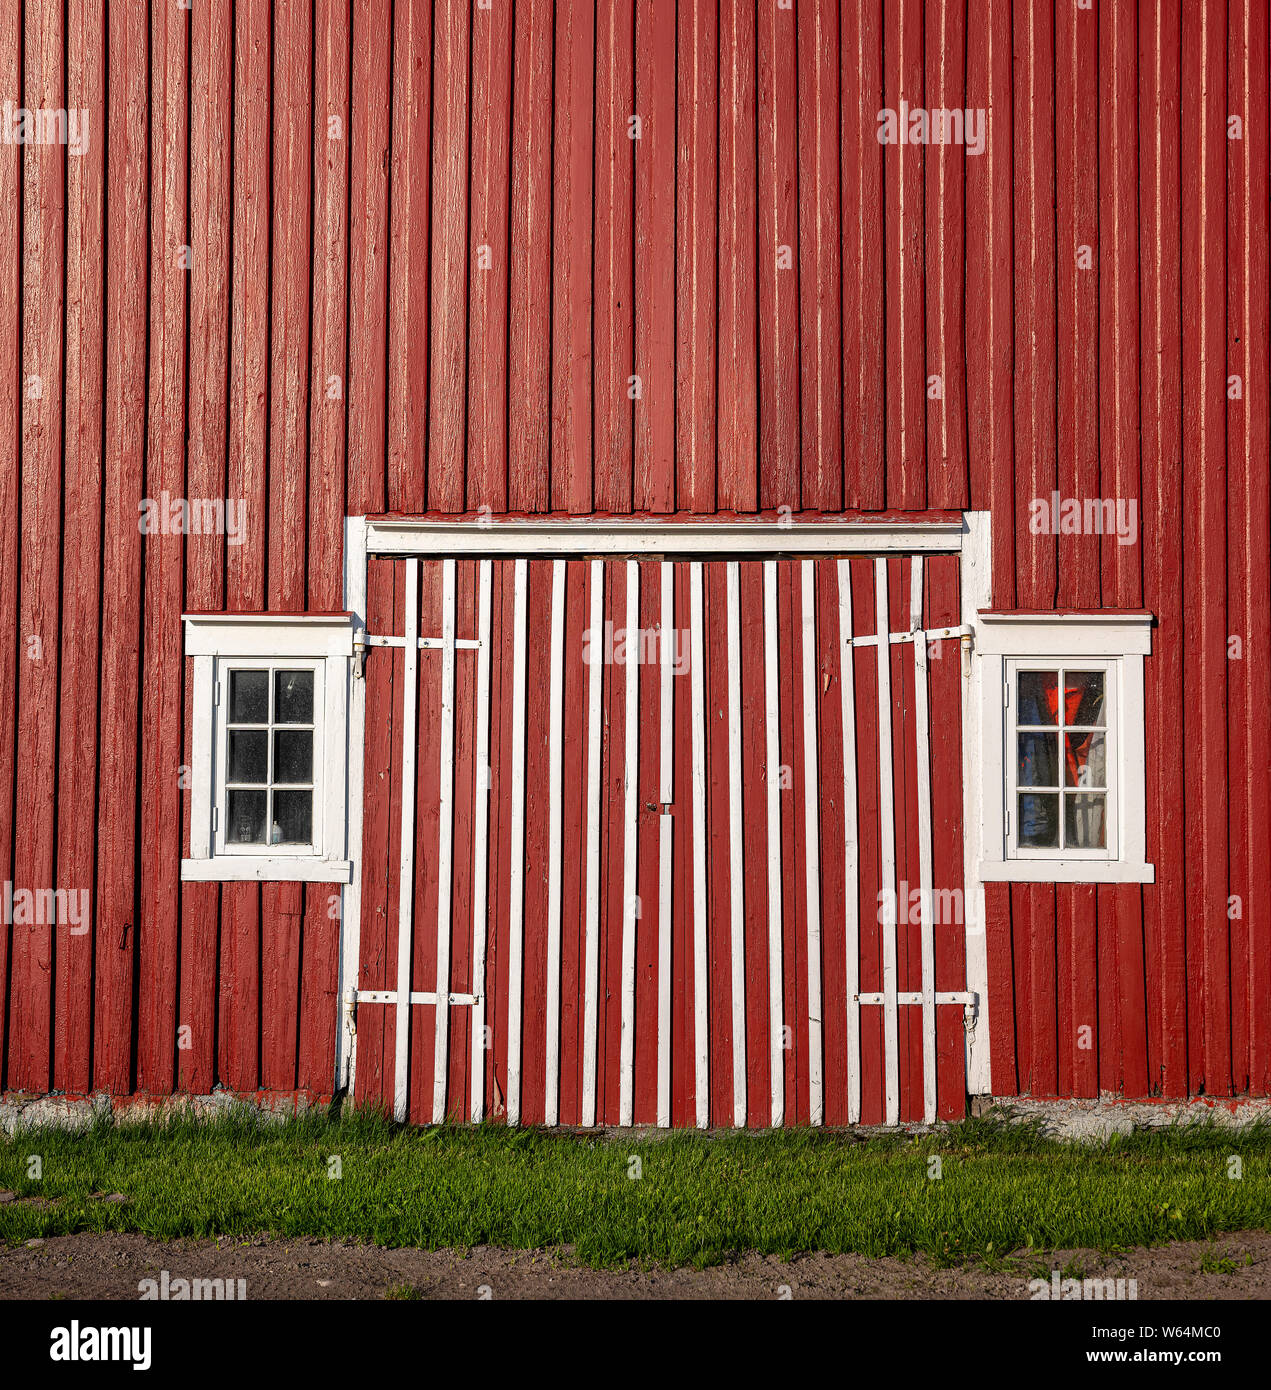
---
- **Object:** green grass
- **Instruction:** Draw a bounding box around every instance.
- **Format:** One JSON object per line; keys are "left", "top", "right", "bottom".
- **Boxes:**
{"left": 1, "top": 1108, "right": 1269, "bottom": 1270}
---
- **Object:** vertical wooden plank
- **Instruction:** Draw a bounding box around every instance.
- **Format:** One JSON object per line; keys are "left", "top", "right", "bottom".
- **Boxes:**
{"left": 923, "top": 0, "right": 968, "bottom": 509}
{"left": 181, "top": 0, "right": 233, "bottom": 1094}
{"left": 1013, "top": 0, "right": 1057, "bottom": 609}
{"left": 763, "top": 561, "right": 784, "bottom": 1125}
{"left": 432, "top": 562, "right": 457, "bottom": 1122}
{"left": 739, "top": 561, "right": 771, "bottom": 1126}
{"left": 852, "top": 559, "right": 884, "bottom": 1121}
{"left": 797, "top": 0, "right": 843, "bottom": 512}
{"left": 634, "top": 561, "right": 663, "bottom": 1122}
{"left": 544, "top": 560, "right": 566, "bottom": 1125}
{"left": 840, "top": 0, "right": 885, "bottom": 509}
{"left": 0, "top": 0, "right": 21, "bottom": 1086}
{"left": 594, "top": 0, "right": 636, "bottom": 513}
{"left": 677, "top": 0, "right": 718, "bottom": 513}
{"left": 910, "top": 562, "right": 936, "bottom": 1123}
{"left": 347, "top": 0, "right": 392, "bottom": 509}
{"left": 874, "top": 559, "right": 899, "bottom": 1123}
{"left": 470, "top": 561, "right": 494, "bottom": 1120}
{"left": 1182, "top": 0, "right": 1230, "bottom": 1097}
{"left": 726, "top": 562, "right": 747, "bottom": 1125}
{"left": 11, "top": 0, "right": 65, "bottom": 1091}
{"left": 94, "top": 0, "right": 148, "bottom": 1094}
{"left": 428, "top": 0, "right": 469, "bottom": 513}
{"left": 757, "top": 0, "right": 800, "bottom": 508}
{"left": 690, "top": 562, "right": 709, "bottom": 1125}
{"left": 506, "top": 559, "right": 529, "bottom": 1122}
{"left": 386, "top": 0, "right": 432, "bottom": 514}
{"left": 1054, "top": 0, "right": 1098, "bottom": 1099}
{"left": 56, "top": 0, "right": 107, "bottom": 1095}
{"left": 927, "top": 553, "right": 968, "bottom": 1118}
{"left": 657, "top": 563, "right": 674, "bottom": 1125}
{"left": 582, "top": 560, "right": 604, "bottom": 1125}
{"left": 393, "top": 561, "right": 420, "bottom": 1121}
{"left": 704, "top": 564, "right": 732, "bottom": 1123}
{"left": 837, "top": 560, "right": 861, "bottom": 1121}
{"left": 882, "top": 0, "right": 926, "bottom": 509}
{"left": 1055, "top": 0, "right": 1100, "bottom": 610}
{"left": 716, "top": 0, "right": 758, "bottom": 511}
{"left": 299, "top": 0, "right": 351, "bottom": 1095}
{"left": 1139, "top": 0, "right": 1186, "bottom": 1098}
{"left": 467, "top": 0, "right": 513, "bottom": 511}
{"left": 1228, "top": 0, "right": 1271, "bottom": 1096}
{"left": 619, "top": 562, "right": 640, "bottom": 1124}
{"left": 136, "top": 0, "right": 187, "bottom": 1094}
{"left": 965, "top": 0, "right": 1015, "bottom": 601}
{"left": 634, "top": 1, "right": 677, "bottom": 512}
{"left": 552, "top": 0, "right": 595, "bottom": 514}
{"left": 220, "top": 0, "right": 272, "bottom": 1094}
{"left": 558, "top": 561, "right": 590, "bottom": 1124}
{"left": 261, "top": 0, "right": 314, "bottom": 1095}
{"left": 800, "top": 561, "right": 823, "bottom": 1124}
{"left": 1100, "top": 0, "right": 1148, "bottom": 1099}
{"left": 508, "top": 0, "right": 554, "bottom": 512}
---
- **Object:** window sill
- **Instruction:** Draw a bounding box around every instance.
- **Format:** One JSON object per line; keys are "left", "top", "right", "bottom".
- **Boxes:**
{"left": 181, "top": 856, "right": 352, "bottom": 884}
{"left": 979, "top": 859, "right": 1155, "bottom": 885}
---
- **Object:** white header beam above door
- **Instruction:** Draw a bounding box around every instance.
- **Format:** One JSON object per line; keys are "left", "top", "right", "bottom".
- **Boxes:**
{"left": 363, "top": 515, "right": 965, "bottom": 557}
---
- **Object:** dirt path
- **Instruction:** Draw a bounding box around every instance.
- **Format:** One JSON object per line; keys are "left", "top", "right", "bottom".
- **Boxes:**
{"left": 2, "top": 1230, "right": 1270, "bottom": 1299}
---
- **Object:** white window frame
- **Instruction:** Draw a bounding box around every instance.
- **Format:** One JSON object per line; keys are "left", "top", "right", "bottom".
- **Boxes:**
{"left": 181, "top": 614, "right": 354, "bottom": 883}
{"left": 976, "top": 612, "right": 1153, "bottom": 884}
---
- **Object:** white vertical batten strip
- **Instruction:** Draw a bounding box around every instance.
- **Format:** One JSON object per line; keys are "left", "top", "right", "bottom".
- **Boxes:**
{"left": 960, "top": 511, "right": 993, "bottom": 1094}
{"left": 837, "top": 558, "right": 861, "bottom": 1123}
{"left": 657, "top": 562, "right": 674, "bottom": 1128}
{"left": 800, "top": 560, "right": 823, "bottom": 1126}
{"left": 619, "top": 561, "right": 641, "bottom": 1126}
{"left": 726, "top": 562, "right": 747, "bottom": 1127}
{"left": 910, "top": 557, "right": 937, "bottom": 1124}
{"left": 469, "top": 560, "right": 493, "bottom": 1122}
{"left": 544, "top": 559, "right": 566, "bottom": 1125}
{"left": 393, "top": 557, "right": 420, "bottom": 1122}
{"left": 431, "top": 559, "right": 457, "bottom": 1123}
{"left": 506, "top": 558, "right": 528, "bottom": 1126}
{"left": 582, "top": 560, "right": 604, "bottom": 1127}
{"left": 763, "top": 561, "right": 784, "bottom": 1127}
{"left": 338, "top": 517, "right": 369, "bottom": 1100}
{"left": 690, "top": 562, "right": 709, "bottom": 1128}
{"left": 874, "top": 557, "right": 899, "bottom": 1125}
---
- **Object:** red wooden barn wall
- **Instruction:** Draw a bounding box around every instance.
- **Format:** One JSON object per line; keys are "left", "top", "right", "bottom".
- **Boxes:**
{"left": 0, "top": 0, "right": 1266, "bottom": 1107}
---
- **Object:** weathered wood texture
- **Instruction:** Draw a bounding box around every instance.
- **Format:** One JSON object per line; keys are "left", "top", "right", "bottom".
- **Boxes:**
{"left": 0, "top": 1, "right": 1263, "bottom": 1106}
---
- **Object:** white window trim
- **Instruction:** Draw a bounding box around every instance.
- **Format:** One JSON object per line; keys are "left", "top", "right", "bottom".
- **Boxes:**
{"left": 182, "top": 613, "right": 354, "bottom": 883}
{"left": 976, "top": 612, "right": 1153, "bottom": 884}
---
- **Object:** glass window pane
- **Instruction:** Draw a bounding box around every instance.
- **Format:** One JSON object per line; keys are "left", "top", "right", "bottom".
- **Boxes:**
{"left": 228, "top": 669, "right": 268, "bottom": 724}
{"left": 1065, "top": 791, "right": 1107, "bottom": 849}
{"left": 273, "top": 729, "right": 313, "bottom": 784}
{"left": 275, "top": 669, "right": 314, "bottom": 724}
{"left": 1018, "top": 792, "right": 1059, "bottom": 848}
{"left": 227, "top": 788, "right": 267, "bottom": 844}
{"left": 1017, "top": 670, "right": 1058, "bottom": 726}
{"left": 271, "top": 789, "right": 313, "bottom": 845}
{"left": 228, "top": 729, "right": 268, "bottom": 783}
{"left": 1065, "top": 670, "right": 1105, "bottom": 727}
{"left": 1018, "top": 732, "right": 1059, "bottom": 788}
{"left": 1065, "top": 732, "right": 1106, "bottom": 788}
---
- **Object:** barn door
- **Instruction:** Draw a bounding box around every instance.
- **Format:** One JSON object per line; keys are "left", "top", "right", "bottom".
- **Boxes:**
{"left": 352, "top": 550, "right": 973, "bottom": 1127}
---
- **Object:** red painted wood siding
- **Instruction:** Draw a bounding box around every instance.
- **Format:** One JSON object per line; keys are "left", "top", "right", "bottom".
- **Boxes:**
{"left": 0, "top": 1, "right": 1265, "bottom": 1107}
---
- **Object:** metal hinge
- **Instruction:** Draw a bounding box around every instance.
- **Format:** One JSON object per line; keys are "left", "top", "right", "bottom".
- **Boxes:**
{"left": 353, "top": 631, "right": 368, "bottom": 679}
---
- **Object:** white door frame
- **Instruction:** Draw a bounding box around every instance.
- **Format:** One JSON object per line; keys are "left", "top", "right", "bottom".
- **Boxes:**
{"left": 336, "top": 512, "right": 993, "bottom": 1117}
